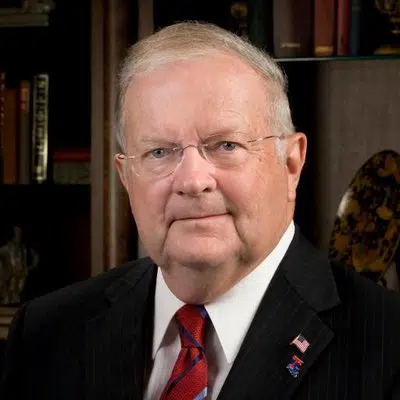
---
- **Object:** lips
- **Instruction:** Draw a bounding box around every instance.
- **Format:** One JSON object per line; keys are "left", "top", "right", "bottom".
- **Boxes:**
{"left": 178, "top": 213, "right": 226, "bottom": 221}
{"left": 166, "top": 196, "right": 232, "bottom": 227}
{"left": 167, "top": 210, "right": 229, "bottom": 227}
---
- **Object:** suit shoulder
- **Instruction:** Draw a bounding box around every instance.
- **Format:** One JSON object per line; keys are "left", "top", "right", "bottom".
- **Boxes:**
{"left": 21, "top": 257, "right": 155, "bottom": 330}
{"left": 330, "top": 258, "right": 400, "bottom": 312}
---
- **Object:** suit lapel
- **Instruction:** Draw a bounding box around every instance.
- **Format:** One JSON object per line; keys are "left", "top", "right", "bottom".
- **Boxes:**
{"left": 218, "top": 229, "right": 340, "bottom": 400}
{"left": 85, "top": 259, "right": 157, "bottom": 400}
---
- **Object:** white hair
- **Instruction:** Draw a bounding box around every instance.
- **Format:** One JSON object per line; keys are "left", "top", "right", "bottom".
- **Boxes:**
{"left": 115, "top": 21, "right": 294, "bottom": 159}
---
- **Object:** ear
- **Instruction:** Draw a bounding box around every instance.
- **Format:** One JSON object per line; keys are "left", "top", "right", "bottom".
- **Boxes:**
{"left": 114, "top": 154, "right": 130, "bottom": 192}
{"left": 285, "top": 133, "right": 307, "bottom": 202}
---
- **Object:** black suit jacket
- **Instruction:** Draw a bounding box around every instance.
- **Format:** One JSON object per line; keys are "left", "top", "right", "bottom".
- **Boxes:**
{"left": 1, "top": 228, "right": 400, "bottom": 399}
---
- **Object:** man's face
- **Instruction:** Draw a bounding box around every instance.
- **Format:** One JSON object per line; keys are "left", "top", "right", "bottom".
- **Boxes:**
{"left": 116, "top": 53, "right": 306, "bottom": 302}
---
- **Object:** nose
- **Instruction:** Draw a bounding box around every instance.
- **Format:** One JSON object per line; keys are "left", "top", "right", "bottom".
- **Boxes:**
{"left": 171, "top": 146, "right": 217, "bottom": 196}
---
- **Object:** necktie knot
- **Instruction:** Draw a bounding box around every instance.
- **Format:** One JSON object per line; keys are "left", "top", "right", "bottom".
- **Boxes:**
{"left": 160, "top": 304, "right": 209, "bottom": 399}
{"left": 175, "top": 304, "right": 208, "bottom": 350}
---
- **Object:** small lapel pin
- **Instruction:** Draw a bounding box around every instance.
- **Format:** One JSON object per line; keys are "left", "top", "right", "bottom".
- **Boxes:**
{"left": 286, "top": 355, "right": 304, "bottom": 378}
{"left": 290, "top": 333, "right": 310, "bottom": 353}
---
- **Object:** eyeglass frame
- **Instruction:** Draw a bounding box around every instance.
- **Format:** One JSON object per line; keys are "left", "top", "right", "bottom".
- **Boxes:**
{"left": 116, "top": 134, "right": 283, "bottom": 178}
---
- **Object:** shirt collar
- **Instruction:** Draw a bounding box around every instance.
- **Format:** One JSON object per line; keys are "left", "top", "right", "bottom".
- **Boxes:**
{"left": 152, "top": 221, "right": 295, "bottom": 362}
{"left": 152, "top": 268, "right": 186, "bottom": 359}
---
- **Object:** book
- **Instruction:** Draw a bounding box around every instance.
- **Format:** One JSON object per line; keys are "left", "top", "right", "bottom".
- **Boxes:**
{"left": 273, "top": 0, "right": 313, "bottom": 58}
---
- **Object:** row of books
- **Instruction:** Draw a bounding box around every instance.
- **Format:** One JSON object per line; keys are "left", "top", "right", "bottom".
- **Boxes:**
{"left": 230, "top": 0, "right": 398, "bottom": 58}
{"left": 0, "top": 71, "right": 89, "bottom": 185}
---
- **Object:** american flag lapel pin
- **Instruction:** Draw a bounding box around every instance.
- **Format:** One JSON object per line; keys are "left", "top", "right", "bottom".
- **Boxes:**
{"left": 290, "top": 333, "right": 310, "bottom": 353}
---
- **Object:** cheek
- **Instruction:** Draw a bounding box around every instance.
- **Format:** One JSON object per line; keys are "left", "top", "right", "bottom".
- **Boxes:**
{"left": 226, "top": 164, "right": 286, "bottom": 224}
{"left": 127, "top": 180, "right": 170, "bottom": 237}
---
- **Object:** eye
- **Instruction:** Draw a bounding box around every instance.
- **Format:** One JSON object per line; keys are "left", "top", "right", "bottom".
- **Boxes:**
{"left": 220, "top": 141, "right": 238, "bottom": 151}
{"left": 205, "top": 140, "right": 245, "bottom": 154}
{"left": 146, "top": 148, "right": 171, "bottom": 159}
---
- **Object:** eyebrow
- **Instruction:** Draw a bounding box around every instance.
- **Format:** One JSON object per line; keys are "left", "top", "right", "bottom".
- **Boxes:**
{"left": 201, "top": 129, "right": 250, "bottom": 141}
{"left": 135, "top": 128, "right": 250, "bottom": 147}
{"left": 135, "top": 137, "right": 179, "bottom": 147}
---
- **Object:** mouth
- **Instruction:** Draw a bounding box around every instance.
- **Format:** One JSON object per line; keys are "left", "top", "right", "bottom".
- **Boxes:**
{"left": 180, "top": 214, "right": 226, "bottom": 221}
{"left": 169, "top": 212, "right": 230, "bottom": 226}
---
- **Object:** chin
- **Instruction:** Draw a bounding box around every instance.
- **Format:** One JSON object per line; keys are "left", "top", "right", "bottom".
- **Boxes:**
{"left": 165, "top": 240, "right": 234, "bottom": 270}
{"left": 168, "top": 245, "right": 236, "bottom": 269}
{"left": 167, "top": 252, "right": 224, "bottom": 271}
{"left": 159, "top": 241, "right": 253, "bottom": 303}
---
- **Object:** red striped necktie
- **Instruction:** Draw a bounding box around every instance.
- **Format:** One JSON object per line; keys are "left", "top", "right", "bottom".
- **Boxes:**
{"left": 160, "top": 304, "right": 209, "bottom": 400}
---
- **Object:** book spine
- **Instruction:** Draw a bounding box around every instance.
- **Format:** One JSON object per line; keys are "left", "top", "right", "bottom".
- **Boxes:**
{"left": 0, "top": 70, "right": 5, "bottom": 182}
{"left": 273, "top": 0, "right": 313, "bottom": 58}
{"left": 350, "top": 0, "right": 362, "bottom": 56}
{"left": 314, "top": 0, "right": 337, "bottom": 57}
{"left": 3, "top": 87, "right": 17, "bottom": 184}
{"left": 18, "top": 80, "right": 31, "bottom": 184}
{"left": 247, "top": 0, "right": 273, "bottom": 53}
{"left": 31, "top": 73, "right": 49, "bottom": 183}
{"left": 337, "top": 0, "right": 351, "bottom": 56}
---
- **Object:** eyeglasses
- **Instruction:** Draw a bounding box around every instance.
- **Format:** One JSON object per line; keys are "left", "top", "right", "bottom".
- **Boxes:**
{"left": 117, "top": 135, "right": 281, "bottom": 179}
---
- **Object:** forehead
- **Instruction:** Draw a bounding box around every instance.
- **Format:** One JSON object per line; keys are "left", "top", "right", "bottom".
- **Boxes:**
{"left": 124, "top": 54, "right": 268, "bottom": 142}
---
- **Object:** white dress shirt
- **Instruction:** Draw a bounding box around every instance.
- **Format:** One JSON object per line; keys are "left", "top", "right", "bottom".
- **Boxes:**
{"left": 144, "top": 221, "right": 295, "bottom": 400}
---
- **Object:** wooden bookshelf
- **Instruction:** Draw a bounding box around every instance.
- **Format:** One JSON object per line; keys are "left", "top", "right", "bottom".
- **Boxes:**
{"left": 0, "top": 0, "right": 141, "bottom": 378}
{"left": 0, "top": 0, "right": 138, "bottom": 328}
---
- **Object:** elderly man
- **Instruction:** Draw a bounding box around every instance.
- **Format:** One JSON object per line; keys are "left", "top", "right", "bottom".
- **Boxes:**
{"left": 2, "top": 21, "right": 400, "bottom": 400}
